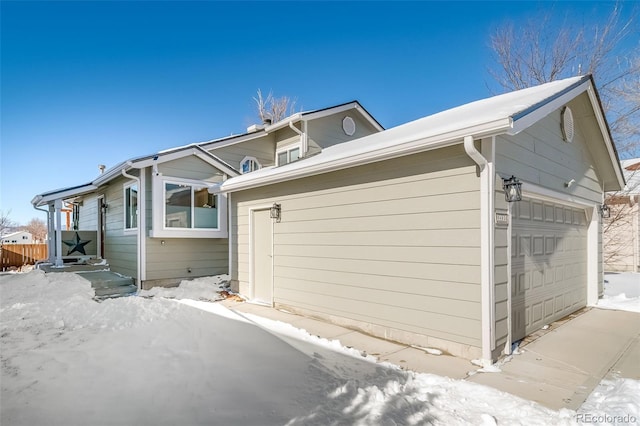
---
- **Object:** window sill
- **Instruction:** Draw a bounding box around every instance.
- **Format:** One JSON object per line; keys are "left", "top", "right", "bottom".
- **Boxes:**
{"left": 149, "top": 229, "right": 228, "bottom": 239}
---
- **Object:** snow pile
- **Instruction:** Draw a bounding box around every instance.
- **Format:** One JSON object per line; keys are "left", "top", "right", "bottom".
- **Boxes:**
{"left": 1, "top": 270, "right": 638, "bottom": 425}
{"left": 236, "top": 313, "right": 577, "bottom": 425}
{"left": 598, "top": 273, "right": 640, "bottom": 313}
{"left": 577, "top": 378, "right": 640, "bottom": 425}
{"left": 139, "top": 274, "right": 230, "bottom": 301}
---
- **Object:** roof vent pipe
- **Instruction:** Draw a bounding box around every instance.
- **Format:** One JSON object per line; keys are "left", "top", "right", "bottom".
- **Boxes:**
{"left": 98, "top": 164, "right": 106, "bottom": 174}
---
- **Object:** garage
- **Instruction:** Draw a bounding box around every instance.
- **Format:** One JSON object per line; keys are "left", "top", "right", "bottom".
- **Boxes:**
{"left": 511, "top": 197, "right": 589, "bottom": 340}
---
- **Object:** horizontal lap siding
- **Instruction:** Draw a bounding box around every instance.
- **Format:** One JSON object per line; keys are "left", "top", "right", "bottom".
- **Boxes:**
{"left": 78, "top": 195, "right": 99, "bottom": 230}
{"left": 103, "top": 176, "right": 137, "bottom": 278}
{"left": 496, "top": 101, "right": 603, "bottom": 204}
{"left": 307, "top": 113, "right": 380, "bottom": 149}
{"left": 233, "top": 145, "right": 482, "bottom": 348}
{"left": 145, "top": 238, "right": 227, "bottom": 280}
{"left": 212, "top": 136, "right": 275, "bottom": 169}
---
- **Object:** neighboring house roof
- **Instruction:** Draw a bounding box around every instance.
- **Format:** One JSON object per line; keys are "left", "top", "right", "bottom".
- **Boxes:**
{"left": 1, "top": 231, "right": 31, "bottom": 239}
{"left": 32, "top": 101, "right": 378, "bottom": 207}
{"left": 220, "top": 75, "right": 624, "bottom": 194}
{"left": 620, "top": 158, "right": 640, "bottom": 194}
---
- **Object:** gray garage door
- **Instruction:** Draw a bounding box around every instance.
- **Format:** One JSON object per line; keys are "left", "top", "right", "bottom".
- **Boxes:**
{"left": 511, "top": 197, "right": 588, "bottom": 341}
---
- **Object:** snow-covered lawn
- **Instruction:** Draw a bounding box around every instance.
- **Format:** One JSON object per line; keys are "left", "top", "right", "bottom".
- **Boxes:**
{"left": 599, "top": 272, "right": 640, "bottom": 313}
{"left": 1, "top": 270, "right": 638, "bottom": 425}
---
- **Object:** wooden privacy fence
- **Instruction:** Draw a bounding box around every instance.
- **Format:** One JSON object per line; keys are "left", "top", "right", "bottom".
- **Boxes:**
{"left": 1, "top": 244, "right": 48, "bottom": 270}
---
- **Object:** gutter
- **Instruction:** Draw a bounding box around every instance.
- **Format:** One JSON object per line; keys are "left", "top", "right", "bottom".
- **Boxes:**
{"left": 122, "top": 163, "right": 143, "bottom": 291}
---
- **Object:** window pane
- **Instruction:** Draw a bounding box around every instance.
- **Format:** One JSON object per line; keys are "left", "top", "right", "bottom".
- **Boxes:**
{"left": 290, "top": 147, "right": 300, "bottom": 162}
{"left": 125, "top": 185, "right": 138, "bottom": 229}
{"left": 278, "top": 151, "right": 288, "bottom": 166}
{"left": 242, "top": 160, "right": 251, "bottom": 174}
{"left": 165, "top": 183, "right": 191, "bottom": 228}
{"left": 194, "top": 188, "right": 218, "bottom": 229}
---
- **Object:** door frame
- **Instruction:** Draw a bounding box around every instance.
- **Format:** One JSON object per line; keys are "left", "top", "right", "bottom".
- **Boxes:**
{"left": 248, "top": 205, "right": 275, "bottom": 306}
{"left": 97, "top": 195, "right": 106, "bottom": 259}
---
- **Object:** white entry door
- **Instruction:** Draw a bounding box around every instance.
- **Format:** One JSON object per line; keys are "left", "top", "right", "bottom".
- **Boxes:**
{"left": 511, "top": 197, "right": 588, "bottom": 341}
{"left": 251, "top": 209, "right": 273, "bottom": 305}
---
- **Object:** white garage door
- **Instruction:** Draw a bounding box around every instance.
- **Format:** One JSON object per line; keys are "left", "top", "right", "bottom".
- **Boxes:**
{"left": 511, "top": 197, "right": 588, "bottom": 341}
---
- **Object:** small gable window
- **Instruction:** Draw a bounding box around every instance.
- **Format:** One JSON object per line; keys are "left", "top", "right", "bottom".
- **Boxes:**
{"left": 240, "top": 156, "right": 261, "bottom": 174}
{"left": 277, "top": 145, "right": 301, "bottom": 166}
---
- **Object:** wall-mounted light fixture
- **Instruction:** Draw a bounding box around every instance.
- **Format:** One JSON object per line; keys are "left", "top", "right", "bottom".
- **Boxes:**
{"left": 270, "top": 203, "right": 281, "bottom": 222}
{"left": 502, "top": 176, "right": 522, "bottom": 202}
{"left": 101, "top": 204, "right": 108, "bottom": 213}
{"left": 599, "top": 204, "right": 611, "bottom": 219}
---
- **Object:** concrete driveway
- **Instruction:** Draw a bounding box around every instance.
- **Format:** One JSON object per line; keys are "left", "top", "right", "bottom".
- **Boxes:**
{"left": 228, "top": 301, "right": 640, "bottom": 411}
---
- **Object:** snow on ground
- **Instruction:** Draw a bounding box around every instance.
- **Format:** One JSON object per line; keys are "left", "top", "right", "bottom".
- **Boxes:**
{"left": 1, "top": 270, "right": 637, "bottom": 425}
{"left": 139, "top": 274, "right": 230, "bottom": 301}
{"left": 598, "top": 272, "right": 640, "bottom": 313}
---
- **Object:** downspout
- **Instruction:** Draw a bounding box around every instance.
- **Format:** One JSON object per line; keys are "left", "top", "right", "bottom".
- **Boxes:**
{"left": 464, "top": 135, "right": 495, "bottom": 365}
{"left": 122, "top": 164, "right": 143, "bottom": 292}
{"left": 288, "top": 121, "right": 308, "bottom": 155}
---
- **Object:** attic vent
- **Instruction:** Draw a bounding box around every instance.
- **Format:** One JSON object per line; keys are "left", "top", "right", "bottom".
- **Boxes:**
{"left": 561, "top": 106, "right": 574, "bottom": 143}
{"left": 342, "top": 116, "right": 356, "bottom": 136}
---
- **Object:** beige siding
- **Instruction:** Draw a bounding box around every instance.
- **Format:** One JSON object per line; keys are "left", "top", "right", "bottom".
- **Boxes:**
{"left": 307, "top": 112, "right": 380, "bottom": 149}
{"left": 494, "top": 100, "right": 605, "bottom": 355}
{"left": 495, "top": 102, "right": 603, "bottom": 204}
{"left": 145, "top": 237, "right": 228, "bottom": 281}
{"left": 232, "top": 145, "right": 483, "bottom": 351}
{"left": 211, "top": 135, "right": 276, "bottom": 169}
{"left": 103, "top": 175, "right": 137, "bottom": 278}
{"left": 157, "top": 156, "right": 223, "bottom": 183}
{"left": 145, "top": 158, "right": 229, "bottom": 285}
{"left": 78, "top": 195, "right": 99, "bottom": 230}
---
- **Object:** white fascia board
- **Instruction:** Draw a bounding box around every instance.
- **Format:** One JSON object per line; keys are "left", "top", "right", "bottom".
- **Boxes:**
{"left": 129, "top": 147, "right": 239, "bottom": 177}
{"left": 585, "top": 86, "right": 625, "bottom": 190}
{"left": 302, "top": 102, "right": 384, "bottom": 132}
{"left": 198, "top": 130, "right": 268, "bottom": 151}
{"left": 33, "top": 184, "right": 98, "bottom": 206}
{"left": 221, "top": 117, "right": 512, "bottom": 193}
{"left": 508, "top": 80, "right": 591, "bottom": 136}
{"left": 263, "top": 113, "right": 304, "bottom": 132}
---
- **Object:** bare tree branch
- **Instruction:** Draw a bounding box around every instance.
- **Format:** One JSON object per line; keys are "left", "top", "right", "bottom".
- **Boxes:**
{"left": 487, "top": 2, "right": 639, "bottom": 158}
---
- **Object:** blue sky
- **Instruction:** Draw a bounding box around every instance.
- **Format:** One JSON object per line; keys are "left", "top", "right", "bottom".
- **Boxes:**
{"left": 0, "top": 1, "right": 634, "bottom": 225}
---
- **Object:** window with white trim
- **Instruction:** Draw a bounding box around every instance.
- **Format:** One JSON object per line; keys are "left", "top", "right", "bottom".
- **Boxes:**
{"left": 150, "top": 174, "right": 228, "bottom": 239}
{"left": 124, "top": 183, "right": 138, "bottom": 230}
{"left": 165, "top": 182, "right": 218, "bottom": 229}
{"left": 240, "top": 156, "right": 261, "bottom": 174}
{"left": 277, "top": 145, "right": 301, "bottom": 166}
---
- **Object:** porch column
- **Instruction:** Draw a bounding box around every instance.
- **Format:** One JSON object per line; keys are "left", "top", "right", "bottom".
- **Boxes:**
{"left": 54, "top": 199, "right": 63, "bottom": 267}
{"left": 47, "top": 203, "right": 56, "bottom": 264}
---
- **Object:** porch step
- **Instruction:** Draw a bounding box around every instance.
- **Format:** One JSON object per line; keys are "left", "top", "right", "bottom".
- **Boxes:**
{"left": 77, "top": 271, "right": 137, "bottom": 299}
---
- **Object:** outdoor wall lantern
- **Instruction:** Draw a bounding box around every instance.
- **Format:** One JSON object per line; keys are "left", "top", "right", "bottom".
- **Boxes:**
{"left": 101, "top": 204, "right": 108, "bottom": 213}
{"left": 270, "top": 203, "right": 282, "bottom": 222}
{"left": 502, "top": 176, "right": 523, "bottom": 202}
{"left": 599, "top": 204, "right": 611, "bottom": 219}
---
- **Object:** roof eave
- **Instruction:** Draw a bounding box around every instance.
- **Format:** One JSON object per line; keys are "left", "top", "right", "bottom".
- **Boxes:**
{"left": 220, "top": 118, "right": 512, "bottom": 193}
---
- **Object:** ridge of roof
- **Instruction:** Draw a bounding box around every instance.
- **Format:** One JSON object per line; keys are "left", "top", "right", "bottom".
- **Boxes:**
{"left": 221, "top": 75, "right": 622, "bottom": 194}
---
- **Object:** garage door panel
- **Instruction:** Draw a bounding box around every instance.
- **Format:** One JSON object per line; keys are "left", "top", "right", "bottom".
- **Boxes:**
{"left": 512, "top": 197, "right": 587, "bottom": 341}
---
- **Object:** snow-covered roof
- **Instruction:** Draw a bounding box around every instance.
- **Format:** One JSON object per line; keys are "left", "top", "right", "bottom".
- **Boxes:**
{"left": 220, "top": 75, "right": 624, "bottom": 193}
{"left": 1, "top": 230, "right": 32, "bottom": 239}
{"left": 32, "top": 101, "right": 380, "bottom": 206}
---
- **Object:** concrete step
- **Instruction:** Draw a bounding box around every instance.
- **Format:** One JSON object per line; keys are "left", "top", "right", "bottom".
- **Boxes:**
{"left": 76, "top": 271, "right": 137, "bottom": 299}
{"left": 94, "top": 284, "right": 137, "bottom": 299}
